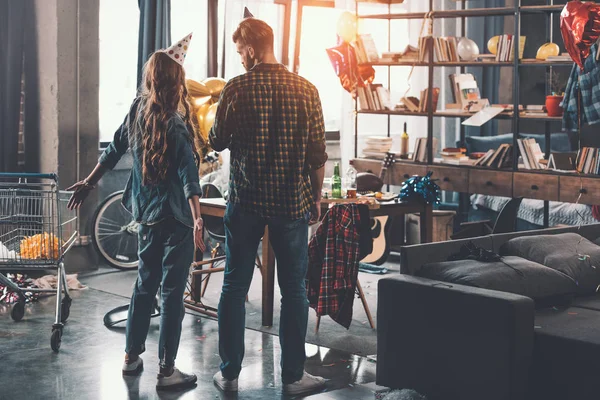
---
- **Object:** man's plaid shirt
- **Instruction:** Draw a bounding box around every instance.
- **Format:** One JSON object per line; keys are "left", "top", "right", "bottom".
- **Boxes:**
{"left": 209, "top": 63, "right": 327, "bottom": 219}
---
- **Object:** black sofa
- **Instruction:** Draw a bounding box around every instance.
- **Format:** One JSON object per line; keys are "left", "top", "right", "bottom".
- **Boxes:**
{"left": 377, "top": 224, "right": 600, "bottom": 400}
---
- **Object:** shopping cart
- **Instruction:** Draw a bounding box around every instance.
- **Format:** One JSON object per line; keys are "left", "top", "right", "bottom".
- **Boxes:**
{"left": 0, "top": 173, "right": 78, "bottom": 352}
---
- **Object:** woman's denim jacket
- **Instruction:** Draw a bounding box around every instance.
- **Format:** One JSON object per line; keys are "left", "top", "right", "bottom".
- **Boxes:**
{"left": 98, "top": 98, "right": 201, "bottom": 227}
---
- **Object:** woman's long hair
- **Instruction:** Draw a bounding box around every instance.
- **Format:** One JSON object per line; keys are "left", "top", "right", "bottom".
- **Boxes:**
{"left": 133, "top": 51, "right": 201, "bottom": 185}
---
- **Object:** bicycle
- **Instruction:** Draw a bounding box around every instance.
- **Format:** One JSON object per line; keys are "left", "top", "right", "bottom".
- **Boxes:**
{"left": 92, "top": 190, "right": 139, "bottom": 270}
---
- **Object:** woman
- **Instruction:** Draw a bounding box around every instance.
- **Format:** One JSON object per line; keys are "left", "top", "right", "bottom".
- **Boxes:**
{"left": 67, "top": 33, "right": 206, "bottom": 391}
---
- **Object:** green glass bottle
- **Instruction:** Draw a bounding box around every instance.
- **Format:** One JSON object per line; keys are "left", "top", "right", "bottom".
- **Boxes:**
{"left": 331, "top": 162, "right": 342, "bottom": 199}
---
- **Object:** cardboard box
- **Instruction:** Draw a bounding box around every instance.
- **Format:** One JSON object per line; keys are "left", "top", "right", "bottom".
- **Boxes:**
{"left": 406, "top": 210, "right": 456, "bottom": 244}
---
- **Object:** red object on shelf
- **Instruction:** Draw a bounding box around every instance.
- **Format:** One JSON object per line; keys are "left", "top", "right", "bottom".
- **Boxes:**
{"left": 545, "top": 95, "right": 564, "bottom": 117}
{"left": 560, "top": 1, "right": 600, "bottom": 70}
{"left": 326, "top": 41, "right": 375, "bottom": 94}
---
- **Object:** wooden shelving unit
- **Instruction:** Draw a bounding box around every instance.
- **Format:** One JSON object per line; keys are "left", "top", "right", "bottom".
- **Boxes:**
{"left": 353, "top": 0, "right": 580, "bottom": 228}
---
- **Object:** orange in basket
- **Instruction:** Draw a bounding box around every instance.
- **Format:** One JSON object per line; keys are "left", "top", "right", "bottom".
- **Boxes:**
{"left": 20, "top": 233, "right": 61, "bottom": 259}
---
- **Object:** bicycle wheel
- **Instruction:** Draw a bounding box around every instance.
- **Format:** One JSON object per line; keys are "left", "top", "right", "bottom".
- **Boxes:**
{"left": 92, "top": 190, "right": 139, "bottom": 270}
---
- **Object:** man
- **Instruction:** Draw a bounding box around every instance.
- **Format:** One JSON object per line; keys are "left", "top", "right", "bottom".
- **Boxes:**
{"left": 209, "top": 16, "right": 328, "bottom": 396}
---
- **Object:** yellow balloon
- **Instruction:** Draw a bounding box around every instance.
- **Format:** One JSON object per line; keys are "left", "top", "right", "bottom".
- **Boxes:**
{"left": 186, "top": 79, "right": 210, "bottom": 98}
{"left": 536, "top": 42, "right": 560, "bottom": 60}
{"left": 202, "top": 103, "right": 219, "bottom": 138}
{"left": 336, "top": 11, "right": 357, "bottom": 43}
{"left": 487, "top": 36, "right": 500, "bottom": 55}
{"left": 202, "top": 77, "right": 227, "bottom": 101}
{"left": 196, "top": 102, "right": 212, "bottom": 139}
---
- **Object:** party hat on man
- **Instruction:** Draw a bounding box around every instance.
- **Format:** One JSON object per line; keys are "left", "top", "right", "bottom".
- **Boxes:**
{"left": 163, "top": 32, "right": 193, "bottom": 66}
{"left": 243, "top": 7, "right": 254, "bottom": 18}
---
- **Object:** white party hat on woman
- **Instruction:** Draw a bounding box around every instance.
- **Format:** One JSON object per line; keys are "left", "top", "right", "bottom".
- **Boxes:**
{"left": 163, "top": 32, "right": 193, "bottom": 66}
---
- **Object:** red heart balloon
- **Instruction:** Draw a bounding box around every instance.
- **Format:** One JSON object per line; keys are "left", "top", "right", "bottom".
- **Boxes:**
{"left": 560, "top": 1, "right": 600, "bottom": 70}
{"left": 326, "top": 41, "right": 375, "bottom": 94}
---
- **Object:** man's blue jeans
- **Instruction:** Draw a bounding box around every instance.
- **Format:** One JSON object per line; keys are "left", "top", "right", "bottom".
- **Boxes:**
{"left": 125, "top": 218, "right": 193, "bottom": 368}
{"left": 218, "top": 203, "right": 309, "bottom": 384}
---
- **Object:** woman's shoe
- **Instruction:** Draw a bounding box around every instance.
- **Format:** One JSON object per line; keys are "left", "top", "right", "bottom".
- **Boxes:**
{"left": 156, "top": 368, "right": 197, "bottom": 391}
{"left": 122, "top": 356, "right": 143, "bottom": 376}
{"left": 283, "top": 372, "right": 326, "bottom": 395}
{"left": 213, "top": 371, "right": 238, "bottom": 392}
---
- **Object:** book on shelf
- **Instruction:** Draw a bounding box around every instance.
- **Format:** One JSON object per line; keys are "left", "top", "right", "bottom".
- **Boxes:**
{"left": 545, "top": 55, "right": 572, "bottom": 62}
{"left": 548, "top": 152, "right": 577, "bottom": 172}
{"left": 357, "top": 84, "right": 393, "bottom": 111}
{"left": 475, "top": 54, "right": 497, "bottom": 62}
{"left": 418, "top": 36, "right": 432, "bottom": 62}
{"left": 362, "top": 136, "right": 393, "bottom": 160}
{"left": 435, "top": 157, "right": 475, "bottom": 166}
{"left": 400, "top": 87, "right": 440, "bottom": 113}
{"left": 412, "top": 137, "right": 439, "bottom": 162}
{"left": 495, "top": 34, "right": 526, "bottom": 62}
{"left": 517, "top": 138, "right": 543, "bottom": 170}
{"left": 355, "top": 34, "right": 380, "bottom": 63}
{"left": 473, "top": 144, "right": 514, "bottom": 169}
{"left": 433, "top": 37, "right": 460, "bottom": 62}
{"left": 380, "top": 45, "right": 420, "bottom": 62}
{"left": 576, "top": 147, "right": 600, "bottom": 174}
{"left": 449, "top": 73, "right": 484, "bottom": 110}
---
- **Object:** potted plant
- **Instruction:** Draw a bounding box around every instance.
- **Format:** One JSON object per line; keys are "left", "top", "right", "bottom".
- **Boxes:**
{"left": 546, "top": 71, "right": 565, "bottom": 117}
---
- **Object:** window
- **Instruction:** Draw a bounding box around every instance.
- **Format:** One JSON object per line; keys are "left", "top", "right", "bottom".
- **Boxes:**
{"left": 297, "top": 6, "right": 343, "bottom": 132}
{"left": 98, "top": 0, "right": 139, "bottom": 143}
{"left": 218, "top": 2, "right": 287, "bottom": 80}
{"left": 171, "top": 0, "right": 209, "bottom": 81}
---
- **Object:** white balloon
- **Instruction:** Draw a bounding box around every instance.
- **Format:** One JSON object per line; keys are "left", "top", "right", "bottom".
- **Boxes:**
{"left": 457, "top": 37, "right": 480, "bottom": 61}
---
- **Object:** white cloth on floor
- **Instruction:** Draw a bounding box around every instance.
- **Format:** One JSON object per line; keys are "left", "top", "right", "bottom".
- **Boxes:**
{"left": 32, "top": 274, "right": 87, "bottom": 291}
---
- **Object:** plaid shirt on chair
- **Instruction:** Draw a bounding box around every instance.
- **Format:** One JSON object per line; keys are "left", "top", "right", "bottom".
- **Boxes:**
{"left": 307, "top": 204, "right": 363, "bottom": 329}
{"left": 208, "top": 63, "right": 328, "bottom": 220}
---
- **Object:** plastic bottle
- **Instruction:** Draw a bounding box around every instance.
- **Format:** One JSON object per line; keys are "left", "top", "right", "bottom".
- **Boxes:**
{"left": 400, "top": 122, "right": 409, "bottom": 159}
{"left": 345, "top": 160, "right": 358, "bottom": 198}
{"left": 331, "top": 162, "right": 342, "bottom": 199}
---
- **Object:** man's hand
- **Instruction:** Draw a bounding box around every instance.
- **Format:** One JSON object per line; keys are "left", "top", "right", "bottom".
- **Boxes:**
{"left": 194, "top": 217, "right": 206, "bottom": 252}
{"left": 66, "top": 181, "right": 95, "bottom": 210}
{"left": 309, "top": 200, "right": 321, "bottom": 225}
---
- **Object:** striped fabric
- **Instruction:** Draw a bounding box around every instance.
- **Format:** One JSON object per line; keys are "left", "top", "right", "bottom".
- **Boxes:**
{"left": 209, "top": 63, "right": 327, "bottom": 220}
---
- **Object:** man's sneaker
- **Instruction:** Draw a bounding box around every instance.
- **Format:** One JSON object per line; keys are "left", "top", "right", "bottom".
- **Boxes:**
{"left": 156, "top": 368, "right": 197, "bottom": 391}
{"left": 122, "top": 357, "right": 143, "bottom": 376}
{"left": 283, "top": 372, "right": 326, "bottom": 395}
{"left": 213, "top": 371, "right": 238, "bottom": 392}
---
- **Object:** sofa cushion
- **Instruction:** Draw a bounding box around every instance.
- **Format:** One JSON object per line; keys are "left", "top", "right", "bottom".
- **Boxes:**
{"left": 417, "top": 256, "right": 577, "bottom": 307}
{"left": 500, "top": 232, "right": 600, "bottom": 295}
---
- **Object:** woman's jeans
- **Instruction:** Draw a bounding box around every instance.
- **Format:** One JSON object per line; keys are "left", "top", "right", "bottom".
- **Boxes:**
{"left": 218, "top": 203, "right": 310, "bottom": 384}
{"left": 125, "top": 218, "right": 194, "bottom": 368}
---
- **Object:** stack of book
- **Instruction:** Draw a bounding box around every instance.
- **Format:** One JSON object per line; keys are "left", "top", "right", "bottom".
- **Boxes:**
{"left": 576, "top": 147, "right": 600, "bottom": 174}
{"left": 362, "top": 136, "right": 393, "bottom": 160}
{"left": 354, "top": 34, "right": 380, "bottom": 63}
{"left": 495, "top": 35, "right": 526, "bottom": 62}
{"left": 517, "top": 138, "right": 544, "bottom": 169}
{"left": 412, "top": 137, "right": 439, "bottom": 162}
{"left": 474, "top": 144, "right": 514, "bottom": 168}
{"left": 433, "top": 37, "right": 459, "bottom": 62}
{"left": 547, "top": 53, "right": 571, "bottom": 62}
{"left": 357, "top": 84, "right": 392, "bottom": 111}
{"left": 436, "top": 148, "right": 472, "bottom": 165}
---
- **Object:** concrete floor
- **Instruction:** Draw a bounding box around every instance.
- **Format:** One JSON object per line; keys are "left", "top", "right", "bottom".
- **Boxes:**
{"left": 0, "top": 285, "right": 381, "bottom": 399}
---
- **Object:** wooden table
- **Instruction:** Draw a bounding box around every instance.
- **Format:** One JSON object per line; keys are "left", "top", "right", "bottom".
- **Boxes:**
{"left": 198, "top": 198, "right": 432, "bottom": 327}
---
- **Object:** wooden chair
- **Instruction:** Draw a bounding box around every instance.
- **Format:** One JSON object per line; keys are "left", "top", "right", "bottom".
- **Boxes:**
{"left": 315, "top": 277, "right": 375, "bottom": 332}
{"left": 184, "top": 183, "right": 259, "bottom": 316}
{"left": 451, "top": 197, "right": 523, "bottom": 240}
